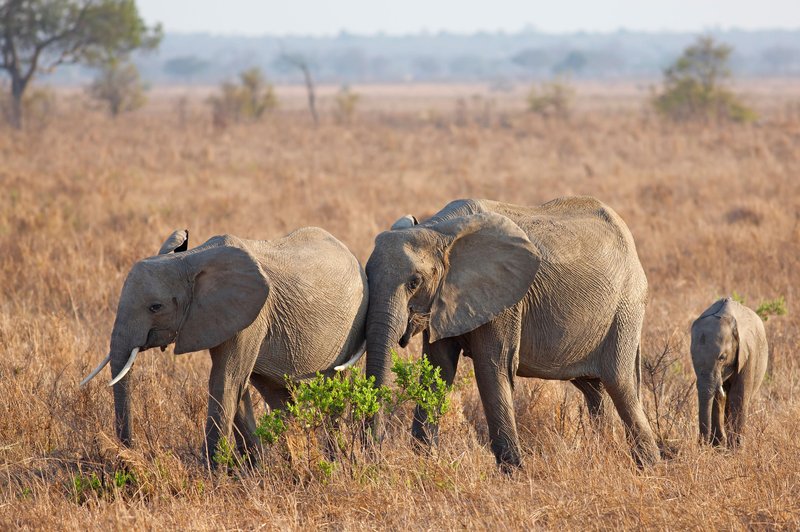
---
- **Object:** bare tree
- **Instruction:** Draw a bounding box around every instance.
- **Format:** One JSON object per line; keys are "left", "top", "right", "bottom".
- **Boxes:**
{"left": 280, "top": 52, "right": 318, "bottom": 125}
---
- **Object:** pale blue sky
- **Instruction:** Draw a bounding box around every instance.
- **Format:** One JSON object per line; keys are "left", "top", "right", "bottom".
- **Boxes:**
{"left": 136, "top": 0, "right": 800, "bottom": 35}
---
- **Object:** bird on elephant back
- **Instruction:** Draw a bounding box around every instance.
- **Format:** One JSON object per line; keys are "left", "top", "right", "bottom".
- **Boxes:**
{"left": 81, "top": 227, "right": 368, "bottom": 465}
{"left": 363, "top": 196, "right": 661, "bottom": 471}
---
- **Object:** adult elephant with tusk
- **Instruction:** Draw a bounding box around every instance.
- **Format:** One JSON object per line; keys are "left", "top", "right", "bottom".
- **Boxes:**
{"left": 364, "top": 197, "right": 660, "bottom": 471}
{"left": 82, "top": 227, "right": 368, "bottom": 462}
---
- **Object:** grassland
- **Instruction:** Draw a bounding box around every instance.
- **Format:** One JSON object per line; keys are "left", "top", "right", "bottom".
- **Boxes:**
{"left": 1, "top": 83, "right": 799, "bottom": 529}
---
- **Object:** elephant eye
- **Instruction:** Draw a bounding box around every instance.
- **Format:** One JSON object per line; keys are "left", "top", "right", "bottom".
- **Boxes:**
{"left": 149, "top": 303, "right": 163, "bottom": 313}
{"left": 717, "top": 353, "right": 726, "bottom": 361}
{"left": 407, "top": 275, "right": 421, "bottom": 291}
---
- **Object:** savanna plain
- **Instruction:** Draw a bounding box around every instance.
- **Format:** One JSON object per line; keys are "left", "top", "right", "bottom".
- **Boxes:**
{"left": 1, "top": 83, "right": 800, "bottom": 529}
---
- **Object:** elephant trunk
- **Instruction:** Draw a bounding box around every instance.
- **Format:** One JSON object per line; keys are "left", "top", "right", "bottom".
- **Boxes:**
{"left": 697, "top": 373, "right": 724, "bottom": 446}
{"left": 697, "top": 384, "right": 714, "bottom": 444}
{"left": 365, "top": 288, "right": 406, "bottom": 390}
{"left": 109, "top": 326, "right": 140, "bottom": 447}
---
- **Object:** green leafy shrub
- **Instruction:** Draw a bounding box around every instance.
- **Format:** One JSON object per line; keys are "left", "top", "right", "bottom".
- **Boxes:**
{"left": 113, "top": 470, "right": 135, "bottom": 489}
{"left": 71, "top": 472, "right": 104, "bottom": 504}
{"left": 213, "top": 436, "right": 239, "bottom": 469}
{"left": 334, "top": 85, "right": 360, "bottom": 123}
{"left": 756, "top": 296, "right": 787, "bottom": 322}
{"left": 255, "top": 353, "right": 452, "bottom": 475}
{"left": 208, "top": 67, "right": 277, "bottom": 128}
{"left": 527, "top": 79, "right": 574, "bottom": 118}
{"left": 391, "top": 353, "right": 451, "bottom": 425}
{"left": 729, "top": 293, "right": 787, "bottom": 322}
{"left": 88, "top": 58, "right": 147, "bottom": 117}
{"left": 255, "top": 409, "right": 287, "bottom": 445}
{"left": 653, "top": 36, "right": 756, "bottom": 123}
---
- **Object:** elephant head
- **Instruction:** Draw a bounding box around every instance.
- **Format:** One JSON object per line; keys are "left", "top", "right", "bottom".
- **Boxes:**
{"left": 364, "top": 212, "right": 541, "bottom": 388}
{"left": 691, "top": 310, "right": 743, "bottom": 445}
{"left": 80, "top": 230, "right": 269, "bottom": 446}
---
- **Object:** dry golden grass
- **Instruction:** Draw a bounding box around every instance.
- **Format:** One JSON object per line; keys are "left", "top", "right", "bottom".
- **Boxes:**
{"left": 1, "top": 84, "right": 800, "bottom": 529}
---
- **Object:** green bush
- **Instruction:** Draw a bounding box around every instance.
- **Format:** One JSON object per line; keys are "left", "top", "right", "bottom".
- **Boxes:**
{"left": 255, "top": 353, "right": 452, "bottom": 473}
{"left": 653, "top": 36, "right": 756, "bottom": 123}
{"left": 88, "top": 58, "right": 147, "bottom": 117}
{"left": 213, "top": 436, "right": 240, "bottom": 469}
{"left": 756, "top": 296, "right": 787, "bottom": 322}
{"left": 334, "top": 85, "right": 360, "bottom": 123}
{"left": 526, "top": 79, "right": 574, "bottom": 118}
{"left": 391, "top": 353, "right": 451, "bottom": 425}
{"left": 72, "top": 472, "right": 102, "bottom": 502}
{"left": 208, "top": 67, "right": 277, "bottom": 128}
{"left": 730, "top": 293, "right": 787, "bottom": 322}
{"left": 69, "top": 469, "right": 137, "bottom": 504}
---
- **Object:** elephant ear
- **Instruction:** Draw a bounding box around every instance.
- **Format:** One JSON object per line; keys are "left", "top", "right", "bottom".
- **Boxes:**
{"left": 428, "top": 212, "right": 541, "bottom": 342}
{"left": 391, "top": 214, "right": 418, "bottom": 230}
{"left": 727, "top": 317, "right": 746, "bottom": 374}
{"left": 174, "top": 245, "right": 269, "bottom": 354}
{"left": 728, "top": 310, "right": 760, "bottom": 375}
{"left": 158, "top": 229, "right": 189, "bottom": 255}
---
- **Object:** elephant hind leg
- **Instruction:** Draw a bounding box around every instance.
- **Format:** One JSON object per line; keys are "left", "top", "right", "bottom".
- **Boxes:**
{"left": 232, "top": 388, "right": 259, "bottom": 459}
{"left": 599, "top": 305, "right": 659, "bottom": 466}
{"left": 724, "top": 378, "right": 747, "bottom": 449}
{"left": 250, "top": 374, "right": 291, "bottom": 411}
{"left": 604, "top": 377, "right": 660, "bottom": 467}
{"left": 571, "top": 377, "right": 607, "bottom": 425}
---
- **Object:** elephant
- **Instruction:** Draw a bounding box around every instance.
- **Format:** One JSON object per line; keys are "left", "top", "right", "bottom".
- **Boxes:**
{"left": 81, "top": 227, "right": 368, "bottom": 462}
{"left": 690, "top": 297, "right": 768, "bottom": 449}
{"left": 364, "top": 197, "right": 660, "bottom": 470}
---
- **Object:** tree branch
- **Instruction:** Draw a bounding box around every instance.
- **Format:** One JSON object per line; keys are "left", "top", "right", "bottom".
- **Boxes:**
{"left": 22, "top": 2, "right": 91, "bottom": 83}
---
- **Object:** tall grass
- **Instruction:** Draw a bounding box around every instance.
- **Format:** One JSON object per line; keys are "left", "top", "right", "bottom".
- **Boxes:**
{"left": 1, "top": 85, "right": 799, "bottom": 528}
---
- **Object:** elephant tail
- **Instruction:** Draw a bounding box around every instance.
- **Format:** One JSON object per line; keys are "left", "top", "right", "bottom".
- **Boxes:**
{"left": 635, "top": 343, "right": 642, "bottom": 400}
{"left": 334, "top": 341, "right": 367, "bottom": 371}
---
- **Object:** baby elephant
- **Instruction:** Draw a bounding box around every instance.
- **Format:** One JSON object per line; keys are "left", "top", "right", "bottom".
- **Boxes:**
{"left": 691, "top": 297, "right": 768, "bottom": 448}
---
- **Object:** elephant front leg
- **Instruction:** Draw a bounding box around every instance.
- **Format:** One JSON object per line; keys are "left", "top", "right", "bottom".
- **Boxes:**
{"left": 710, "top": 389, "right": 727, "bottom": 447}
{"left": 411, "top": 333, "right": 461, "bottom": 450}
{"left": 467, "top": 317, "right": 523, "bottom": 472}
{"left": 204, "top": 348, "right": 254, "bottom": 468}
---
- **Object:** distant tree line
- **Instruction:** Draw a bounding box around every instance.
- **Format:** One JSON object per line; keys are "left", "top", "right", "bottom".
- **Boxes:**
{"left": 134, "top": 30, "right": 800, "bottom": 85}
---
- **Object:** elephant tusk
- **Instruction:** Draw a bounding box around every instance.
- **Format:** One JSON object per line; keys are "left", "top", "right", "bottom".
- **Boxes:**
{"left": 334, "top": 342, "right": 366, "bottom": 371}
{"left": 79, "top": 353, "right": 111, "bottom": 387}
{"left": 717, "top": 383, "right": 726, "bottom": 398}
{"left": 109, "top": 347, "right": 140, "bottom": 386}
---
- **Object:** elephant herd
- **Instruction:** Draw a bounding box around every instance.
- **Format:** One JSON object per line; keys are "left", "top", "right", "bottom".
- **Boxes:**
{"left": 80, "top": 196, "right": 769, "bottom": 470}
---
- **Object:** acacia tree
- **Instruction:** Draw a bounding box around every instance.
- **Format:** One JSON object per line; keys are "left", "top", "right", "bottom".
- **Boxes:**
{"left": 654, "top": 36, "right": 755, "bottom": 122}
{"left": 0, "top": 0, "right": 161, "bottom": 128}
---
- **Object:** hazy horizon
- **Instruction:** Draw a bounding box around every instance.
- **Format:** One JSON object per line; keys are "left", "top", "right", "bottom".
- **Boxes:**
{"left": 136, "top": 0, "right": 800, "bottom": 37}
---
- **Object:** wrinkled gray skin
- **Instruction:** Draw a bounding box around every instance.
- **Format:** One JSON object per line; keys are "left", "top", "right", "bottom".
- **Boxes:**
{"left": 365, "top": 197, "right": 659, "bottom": 469}
{"left": 691, "top": 298, "right": 768, "bottom": 449}
{"left": 83, "top": 228, "right": 367, "bottom": 462}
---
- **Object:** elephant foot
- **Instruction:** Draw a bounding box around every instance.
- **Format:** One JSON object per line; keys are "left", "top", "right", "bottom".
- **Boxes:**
{"left": 411, "top": 416, "right": 440, "bottom": 449}
{"left": 410, "top": 435, "right": 439, "bottom": 458}
{"left": 631, "top": 440, "right": 660, "bottom": 468}
{"left": 497, "top": 456, "right": 523, "bottom": 476}
{"left": 492, "top": 441, "right": 523, "bottom": 474}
